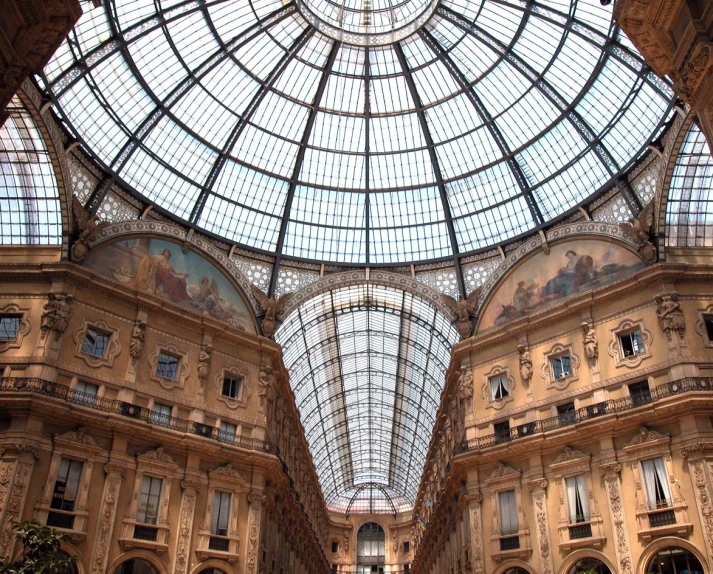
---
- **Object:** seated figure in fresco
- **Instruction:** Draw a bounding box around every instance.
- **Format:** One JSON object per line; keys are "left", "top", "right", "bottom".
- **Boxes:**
{"left": 133, "top": 249, "right": 191, "bottom": 302}
{"left": 540, "top": 250, "right": 594, "bottom": 299}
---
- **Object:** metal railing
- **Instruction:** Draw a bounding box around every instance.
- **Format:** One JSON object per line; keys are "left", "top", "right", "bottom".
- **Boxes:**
{"left": 0, "top": 378, "right": 273, "bottom": 454}
{"left": 457, "top": 377, "right": 713, "bottom": 453}
{"left": 649, "top": 509, "right": 676, "bottom": 527}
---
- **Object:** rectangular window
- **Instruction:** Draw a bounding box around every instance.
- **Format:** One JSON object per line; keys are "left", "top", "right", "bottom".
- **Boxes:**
{"left": 74, "top": 381, "right": 98, "bottom": 406}
{"left": 222, "top": 375, "right": 242, "bottom": 399}
{"left": 551, "top": 355, "right": 571, "bottom": 379}
{"left": 565, "top": 475, "right": 590, "bottom": 523}
{"left": 211, "top": 490, "right": 231, "bottom": 536}
{"left": 629, "top": 381, "right": 652, "bottom": 406}
{"left": 704, "top": 315, "right": 713, "bottom": 341}
{"left": 81, "top": 327, "right": 110, "bottom": 357}
{"left": 498, "top": 490, "right": 518, "bottom": 535}
{"left": 641, "top": 458, "right": 673, "bottom": 510}
{"left": 332, "top": 541, "right": 339, "bottom": 554}
{"left": 218, "top": 422, "right": 236, "bottom": 443}
{"left": 557, "top": 402, "right": 576, "bottom": 425}
{"left": 0, "top": 315, "right": 21, "bottom": 342}
{"left": 620, "top": 330, "right": 644, "bottom": 357}
{"left": 50, "top": 458, "right": 83, "bottom": 512}
{"left": 493, "top": 420, "right": 511, "bottom": 444}
{"left": 403, "top": 541, "right": 410, "bottom": 554}
{"left": 157, "top": 352, "right": 179, "bottom": 380}
{"left": 136, "top": 476, "right": 163, "bottom": 525}
{"left": 490, "top": 375, "right": 509, "bottom": 401}
{"left": 150, "top": 402, "right": 172, "bottom": 426}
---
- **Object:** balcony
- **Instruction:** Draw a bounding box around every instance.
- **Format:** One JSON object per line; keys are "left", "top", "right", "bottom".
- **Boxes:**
{"left": 0, "top": 377, "right": 272, "bottom": 454}
{"left": 568, "top": 523, "right": 592, "bottom": 540}
{"left": 46, "top": 511, "right": 75, "bottom": 529}
{"left": 458, "top": 377, "right": 713, "bottom": 453}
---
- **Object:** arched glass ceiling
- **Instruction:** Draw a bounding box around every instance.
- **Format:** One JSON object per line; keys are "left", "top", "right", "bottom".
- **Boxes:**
{"left": 666, "top": 124, "right": 713, "bottom": 247}
{"left": 40, "top": 0, "right": 674, "bottom": 264}
{"left": 275, "top": 284, "right": 459, "bottom": 513}
{"left": 0, "top": 97, "right": 61, "bottom": 245}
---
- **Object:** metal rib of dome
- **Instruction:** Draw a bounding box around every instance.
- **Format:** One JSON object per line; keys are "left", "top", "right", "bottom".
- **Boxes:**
{"left": 40, "top": 0, "right": 675, "bottom": 268}
{"left": 275, "top": 284, "right": 459, "bottom": 513}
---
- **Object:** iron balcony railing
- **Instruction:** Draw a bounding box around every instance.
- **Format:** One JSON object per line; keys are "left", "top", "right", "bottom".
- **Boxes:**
{"left": 0, "top": 377, "right": 273, "bottom": 454}
{"left": 457, "top": 377, "right": 713, "bottom": 454}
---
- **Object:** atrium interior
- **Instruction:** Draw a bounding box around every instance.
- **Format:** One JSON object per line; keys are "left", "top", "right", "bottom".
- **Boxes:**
{"left": 0, "top": 0, "right": 713, "bottom": 572}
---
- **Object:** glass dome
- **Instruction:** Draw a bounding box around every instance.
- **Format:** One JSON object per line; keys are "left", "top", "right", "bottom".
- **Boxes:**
{"left": 40, "top": 0, "right": 674, "bottom": 265}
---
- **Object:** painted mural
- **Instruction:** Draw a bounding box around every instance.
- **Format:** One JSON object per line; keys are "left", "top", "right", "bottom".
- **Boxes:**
{"left": 84, "top": 238, "right": 255, "bottom": 333}
{"left": 479, "top": 239, "right": 645, "bottom": 330}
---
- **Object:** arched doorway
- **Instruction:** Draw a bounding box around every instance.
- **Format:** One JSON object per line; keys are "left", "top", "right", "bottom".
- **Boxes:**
{"left": 646, "top": 547, "right": 705, "bottom": 574}
{"left": 357, "top": 522, "right": 385, "bottom": 574}
{"left": 567, "top": 558, "right": 612, "bottom": 574}
{"left": 112, "top": 558, "right": 159, "bottom": 574}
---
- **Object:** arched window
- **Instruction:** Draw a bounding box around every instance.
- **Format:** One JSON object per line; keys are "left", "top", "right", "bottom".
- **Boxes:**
{"left": 0, "top": 96, "right": 61, "bottom": 245}
{"left": 357, "top": 522, "right": 385, "bottom": 574}
{"left": 646, "top": 547, "right": 705, "bottom": 574}
{"left": 666, "top": 123, "right": 713, "bottom": 247}
{"left": 567, "top": 557, "right": 612, "bottom": 574}
{"left": 112, "top": 558, "right": 158, "bottom": 574}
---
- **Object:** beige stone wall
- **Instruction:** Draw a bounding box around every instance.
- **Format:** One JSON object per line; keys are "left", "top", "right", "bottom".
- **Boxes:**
{"left": 0, "top": 246, "right": 329, "bottom": 574}
{"left": 412, "top": 244, "right": 713, "bottom": 574}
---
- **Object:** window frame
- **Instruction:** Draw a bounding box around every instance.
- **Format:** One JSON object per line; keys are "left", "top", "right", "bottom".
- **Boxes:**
{"left": 149, "top": 344, "right": 189, "bottom": 389}
{"left": 215, "top": 366, "right": 251, "bottom": 409}
{"left": 0, "top": 304, "right": 30, "bottom": 352}
{"left": 608, "top": 319, "right": 652, "bottom": 368}
{"left": 119, "top": 447, "right": 180, "bottom": 553}
{"left": 694, "top": 305, "right": 713, "bottom": 346}
{"left": 481, "top": 365, "right": 514, "bottom": 410}
{"left": 623, "top": 426, "right": 693, "bottom": 542}
{"left": 36, "top": 428, "right": 105, "bottom": 542}
{"left": 73, "top": 319, "right": 120, "bottom": 368}
{"left": 541, "top": 343, "right": 580, "bottom": 390}
{"left": 550, "top": 446, "right": 606, "bottom": 552}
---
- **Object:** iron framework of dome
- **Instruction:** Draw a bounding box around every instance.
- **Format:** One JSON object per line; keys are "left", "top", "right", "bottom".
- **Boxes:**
{"left": 40, "top": 0, "right": 674, "bottom": 275}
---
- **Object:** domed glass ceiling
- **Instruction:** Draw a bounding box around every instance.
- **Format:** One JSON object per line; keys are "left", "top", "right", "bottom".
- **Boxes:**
{"left": 41, "top": 0, "right": 674, "bottom": 265}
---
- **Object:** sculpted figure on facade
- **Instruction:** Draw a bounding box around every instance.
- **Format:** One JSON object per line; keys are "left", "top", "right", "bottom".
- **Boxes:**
{"left": 70, "top": 195, "right": 109, "bottom": 264}
{"left": 619, "top": 200, "right": 656, "bottom": 264}
{"left": 40, "top": 293, "right": 74, "bottom": 341}
{"left": 196, "top": 344, "right": 212, "bottom": 388}
{"left": 518, "top": 344, "right": 533, "bottom": 387}
{"left": 457, "top": 366, "right": 474, "bottom": 416}
{"left": 655, "top": 292, "right": 686, "bottom": 340}
{"left": 258, "top": 366, "right": 276, "bottom": 414}
{"left": 441, "top": 288, "right": 480, "bottom": 339}
{"left": 129, "top": 320, "right": 146, "bottom": 363}
{"left": 250, "top": 286, "right": 293, "bottom": 338}
{"left": 582, "top": 322, "right": 598, "bottom": 363}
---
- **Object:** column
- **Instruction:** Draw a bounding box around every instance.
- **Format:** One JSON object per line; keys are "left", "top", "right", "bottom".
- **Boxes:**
{"left": 528, "top": 479, "right": 554, "bottom": 574}
{"left": 467, "top": 492, "right": 485, "bottom": 574}
{"left": 90, "top": 462, "right": 127, "bottom": 574}
{"left": 599, "top": 462, "right": 633, "bottom": 574}
{"left": 173, "top": 478, "right": 201, "bottom": 574}
{"left": 682, "top": 443, "right": 713, "bottom": 565}
{"left": 0, "top": 446, "right": 39, "bottom": 558}
{"left": 244, "top": 493, "right": 264, "bottom": 574}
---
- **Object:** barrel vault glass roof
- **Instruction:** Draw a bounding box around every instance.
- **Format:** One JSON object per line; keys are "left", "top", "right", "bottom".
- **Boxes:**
{"left": 275, "top": 284, "right": 459, "bottom": 513}
{"left": 40, "top": 0, "right": 675, "bottom": 265}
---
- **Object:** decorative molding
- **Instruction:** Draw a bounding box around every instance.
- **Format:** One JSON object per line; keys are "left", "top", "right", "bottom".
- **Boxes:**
{"left": 694, "top": 304, "right": 713, "bottom": 346}
{"left": 599, "top": 463, "right": 633, "bottom": 574}
{"left": 245, "top": 505, "right": 261, "bottom": 574}
{"left": 90, "top": 462, "right": 127, "bottom": 573}
{"left": 73, "top": 319, "right": 121, "bottom": 368}
{"left": 529, "top": 480, "right": 553, "bottom": 574}
{"left": 540, "top": 343, "right": 580, "bottom": 391}
{"left": 607, "top": 318, "right": 653, "bottom": 368}
{"left": 0, "top": 460, "right": 33, "bottom": 559}
{"left": 481, "top": 365, "right": 515, "bottom": 410}
{"left": 278, "top": 269, "right": 457, "bottom": 322}
{"left": 137, "top": 447, "right": 176, "bottom": 466}
{"left": 209, "top": 463, "right": 247, "bottom": 483}
{"left": 173, "top": 488, "right": 197, "bottom": 574}
{"left": 55, "top": 427, "right": 100, "bottom": 448}
{"left": 0, "top": 304, "right": 30, "bottom": 353}
{"left": 485, "top": 463, "right": 521, "bottom": 483}
{"left": 552, "top": 446, "right": 589, "bottom": 466}
{"left": 215, "top": 366, "right": 250, "bottom": 409}
{"left": 624, "top": 426, "right": 669, "bottom": 449}
{"left": 149, "top": 344, "right": 189, "bottom": 390}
